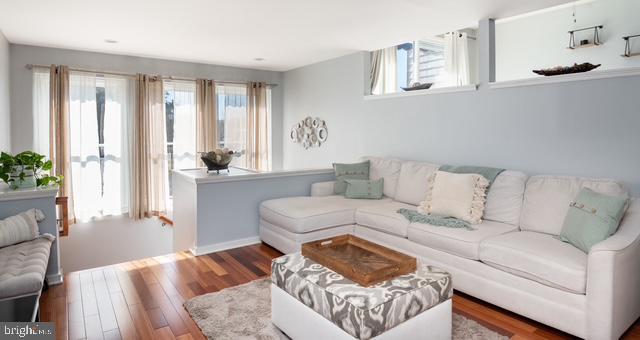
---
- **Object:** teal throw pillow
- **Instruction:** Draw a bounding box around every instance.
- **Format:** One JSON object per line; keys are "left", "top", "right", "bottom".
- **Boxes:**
{"left": 559, "top": 188, "right": 628, "bottom": 253}
{"left": 345, "top": 179, "right": 384, "bottom": 199}
{"left": 333, "top": 161, "right": 370, "bottom": 195}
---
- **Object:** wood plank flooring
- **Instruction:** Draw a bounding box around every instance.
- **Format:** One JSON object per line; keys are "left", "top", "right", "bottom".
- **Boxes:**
{"left": 40, "top": 243, "right": 640, "bottom": 340}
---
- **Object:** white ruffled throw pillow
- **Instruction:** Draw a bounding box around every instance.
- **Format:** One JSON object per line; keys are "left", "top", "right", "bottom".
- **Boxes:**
{"left": 418, "top": 171, "right": 489, "bottom": 224}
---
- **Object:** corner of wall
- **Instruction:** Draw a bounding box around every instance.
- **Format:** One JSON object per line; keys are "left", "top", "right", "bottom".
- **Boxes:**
{"left": 0, "top": 30, "right": 10, "bottom": 153}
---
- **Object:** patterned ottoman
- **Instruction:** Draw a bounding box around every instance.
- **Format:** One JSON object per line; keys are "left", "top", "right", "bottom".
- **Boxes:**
{"left": 271, "top": 252, "right": 453, "bottom": 340}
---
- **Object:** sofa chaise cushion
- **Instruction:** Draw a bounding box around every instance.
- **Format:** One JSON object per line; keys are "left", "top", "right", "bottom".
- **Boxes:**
{"left": 0, "top": 235, "right": 54, "bottom": 300}
{"left": 355, "top": 201, "right": 416, "bottom": 237}
{"left": 407, "top": 220, "right": 517, "bottom": 260}
{"left": 260, "top": 196, "right": 389, "bottom": 233}
{"left": 520, "top": 176, "right": 628, "bottom": 236}
{"left": 479, "top": 231, "right": 587, "bottom": 294}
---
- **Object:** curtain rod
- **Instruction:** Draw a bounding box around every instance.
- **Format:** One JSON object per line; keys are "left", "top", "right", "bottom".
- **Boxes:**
{"left": 25, "top": 64, "right": 278, "bottom": 87}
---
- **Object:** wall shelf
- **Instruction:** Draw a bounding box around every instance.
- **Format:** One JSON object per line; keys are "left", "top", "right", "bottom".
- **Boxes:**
{"left": 489, "top": 67, "right": 640, "bottom": 89}
{"left": 363, "top": 84, "right": 478, "bottom": 100}
{"left": 568, "top": 25, "right": 603, "bottom": 49}
{"left": 622, "top": 34, "right": 640, "bottom": 57}
{"left": 567, "top": 42, "right": 601, "bottom": 50}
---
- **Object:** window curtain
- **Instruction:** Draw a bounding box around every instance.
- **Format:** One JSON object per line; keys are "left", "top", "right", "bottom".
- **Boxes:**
{"left": 33, "top": 69, "right": 50, "bottom": 157}
{"left": 196, "top": 79, "right": 217, "bottom": 165}
{"left": 370, "top": 47, "right": 397, "bottom": 95}
{"left": 443, "top": 32, "right": 471, "bottom": 86}
{"left": 171, "top": 81, "right": 197, "bottom": 170}
{"left": 131, "top": 74, "right": 168, "bottom": 220}
{"left": 246, "top": 82, "right": 270, "bottom": 171}
{"left": 102, "top": 75, "right": 134, "bottom": 215}
{"left": 49, "top": 65, "right": 75, "bottom": 223}
{"left": 68, "top": 72, "right": 101, "bottom": 221}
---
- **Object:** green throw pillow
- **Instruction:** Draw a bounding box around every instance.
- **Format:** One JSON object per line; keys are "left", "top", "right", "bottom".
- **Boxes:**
{"left": 559, "top": 188, "right": 628, "bottom": 253}
{"left": 345, "top": 179, "right": 384, "bottom": 199}
{"left": 333, "top": 161, "right": 370, "bottom": 195}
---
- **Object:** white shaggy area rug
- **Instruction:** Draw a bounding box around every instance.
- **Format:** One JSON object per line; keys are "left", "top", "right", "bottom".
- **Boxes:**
{"left": 184, "top": 278, "right": 509, "bottom": 340}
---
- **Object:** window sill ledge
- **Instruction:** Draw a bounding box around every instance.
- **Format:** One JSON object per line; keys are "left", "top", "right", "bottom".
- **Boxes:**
{"left": 489, "top": 67, "right": 640, "bottom": 89}
{"left": 0, "top": 186, "right": 59, "bottom": 202}
{"left": 363, "top": 84, "right": 478, "bottom": 100}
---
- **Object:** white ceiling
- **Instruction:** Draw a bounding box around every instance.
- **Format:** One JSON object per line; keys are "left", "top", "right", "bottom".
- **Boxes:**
{"left": 0, "top": 0, "right": 573, "bottom": 71}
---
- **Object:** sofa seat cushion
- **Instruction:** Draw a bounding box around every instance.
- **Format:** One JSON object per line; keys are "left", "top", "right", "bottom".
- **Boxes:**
{"left": 407, "top": 220, "right": 518, "bottom": 260}
{"left": 355, "top": 201, "right": 416, "bottom": 237}
{"left": 0, "top": 235, "right": 54, "bottom": 299}
{"left": 260, "top": 196, "right": 389, "bottom": 234}
{"left": 479, "top": 231, "right": 587, "bottom": 294}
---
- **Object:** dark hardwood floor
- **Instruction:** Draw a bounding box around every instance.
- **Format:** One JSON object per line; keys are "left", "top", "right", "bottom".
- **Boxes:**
{"left": 40, "top": 243, "right": 640, "bottom": 340}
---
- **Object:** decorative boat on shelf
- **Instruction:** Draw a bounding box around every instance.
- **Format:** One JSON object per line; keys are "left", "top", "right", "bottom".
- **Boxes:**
{"left": 401, "top": 82, "right": 433, "bottom": 91}
{"left": 532, "top": 63, "right": 601, "bottom": 76}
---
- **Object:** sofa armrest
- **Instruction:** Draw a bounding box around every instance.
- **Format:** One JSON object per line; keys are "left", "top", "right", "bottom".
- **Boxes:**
{"left": 311, "top": 181, "right": 335, "bottom": 197}
{"left": 586, "top": 198, "right": 640, "bottom": 340}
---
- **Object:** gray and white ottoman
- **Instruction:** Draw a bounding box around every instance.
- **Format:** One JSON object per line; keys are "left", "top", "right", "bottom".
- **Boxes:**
{"left": 271, "top": 253, "right": 453, "bottom": 340}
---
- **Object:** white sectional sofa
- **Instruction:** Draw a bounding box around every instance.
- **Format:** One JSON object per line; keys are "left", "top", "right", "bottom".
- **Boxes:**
{"left": 259, "top": 157, "right": 640, "bottom": 340}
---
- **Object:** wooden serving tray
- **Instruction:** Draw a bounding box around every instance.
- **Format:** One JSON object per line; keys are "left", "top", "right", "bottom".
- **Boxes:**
{"left": 301, "top": 235, "right": 417, "bottom": 287}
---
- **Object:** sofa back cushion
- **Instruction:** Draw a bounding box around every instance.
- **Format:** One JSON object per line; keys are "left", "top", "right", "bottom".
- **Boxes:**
{"left": 395, "top": 161, "right": 440, "bottom": 205}
{"left": 484, "top": 170, "right": 528, "bottom": 226}
{"left": 0, "top": 209, "right": 45, "bottom": 248}
{"left": 361, "top": 156, "right": 402, "bottom": 198}
{"left": 520, "top": 175, "right": 628, "bottom": 235}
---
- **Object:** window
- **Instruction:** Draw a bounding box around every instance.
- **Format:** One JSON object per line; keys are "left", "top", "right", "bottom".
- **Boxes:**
{"left": 397, "top": 40, "right": 445, "bottom": 90}
{"left": 371, "top": 29, "right": 477, "bottom": 95}
{"left": 216, "top": 83, "right": 248, "bottom": 168}
{"left": 68, "top": 72, "right": 133, "bottom": 220}
{"left": 34, "top": 71, "right": 134, "bottom": 221}
{"left": 164, "top": 80, "right": 197, "bottom": 174}
{"left": 215, "top": 83, "right": 273, "bottom": 170}
{"left": 32, "top": 71, "right": 274, "bottom": 219}
{"left": 33, "top": 69, "right": 50, "bottom": 156}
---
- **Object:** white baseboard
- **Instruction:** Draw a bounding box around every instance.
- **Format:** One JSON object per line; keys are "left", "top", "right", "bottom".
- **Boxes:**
{"left": 46, "top": 270, "right": 64, "bottom": 285}
{"left": 190, "top": 236, "right": 262, "bottom": 256}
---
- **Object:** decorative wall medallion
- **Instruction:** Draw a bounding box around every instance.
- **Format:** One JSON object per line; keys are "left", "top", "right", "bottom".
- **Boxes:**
{"left": 290, "top": 116, "right": 327, "bottom": 149}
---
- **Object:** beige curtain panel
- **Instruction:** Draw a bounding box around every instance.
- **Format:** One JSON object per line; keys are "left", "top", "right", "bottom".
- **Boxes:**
{"left": 49, "top": 64, "right": 75, "bottom": 223}
{"left": 196, "top": 79, "right": 218, "bottom": 164}
{"left": 130, "top": 74, "right": 168, "bottom": 220}
{"left": 246, "top": 82, "right": 270, "bottom": 171}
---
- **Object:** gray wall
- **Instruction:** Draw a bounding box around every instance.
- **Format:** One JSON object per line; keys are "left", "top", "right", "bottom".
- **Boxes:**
{"left": 0, "top": 31, "right": 9, "bottom": 152}
{"left": 9, "top": 44, "right": 284, "bottom": 169}
{"left": 282, "top": 51, "right": 640, "bottom": 195}
{"left": 194, "top": 172, "right": 335, "bottom": 250}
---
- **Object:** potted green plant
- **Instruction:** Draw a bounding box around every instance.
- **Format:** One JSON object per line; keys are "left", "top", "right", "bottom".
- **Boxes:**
{"left": 0, "top": 151, "right": 63, "bottom": 190}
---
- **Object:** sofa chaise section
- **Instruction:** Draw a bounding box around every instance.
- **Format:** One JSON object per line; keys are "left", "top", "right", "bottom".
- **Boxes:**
{"left": 259, "top": 193, "right": 390, "bottom": 253}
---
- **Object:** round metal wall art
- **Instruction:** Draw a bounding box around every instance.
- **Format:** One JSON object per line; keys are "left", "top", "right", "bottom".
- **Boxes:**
{"left": 290, "top": 116, "right": 327, "bottom": 149}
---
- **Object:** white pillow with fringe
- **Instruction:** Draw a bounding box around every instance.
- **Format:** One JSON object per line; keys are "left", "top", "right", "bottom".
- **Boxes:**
{"left": 418, "top": 171, "right": 489, "bottom": 224}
